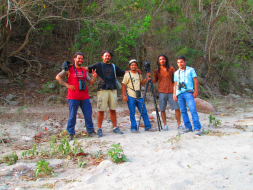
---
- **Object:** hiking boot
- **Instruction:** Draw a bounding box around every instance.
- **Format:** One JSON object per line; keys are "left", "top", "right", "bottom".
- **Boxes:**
{"left": 145, "top": 127, "right": 156, "bottom": 132}
{"left": 97, "top": 128, "right": 103, "bottom": 138}
{"left": 68, "top": 134, "right": 74, "bottom": 141}
{"left": 195, "top": 130, "right": 202, "bottom": 136}
{"left": 183, "top": 128, "right": 192, "bottom": 133}
{"left": 87, "top": 131, "right": 97, "bottom": 137}
{"left": 164, "top": 125, "right": 168, "bottom": 131}
{"left": 131, "top": 130, "right": 138, "bottom": 133}
{"left": 113, "top": 127, "right": 123, "bottom": 134}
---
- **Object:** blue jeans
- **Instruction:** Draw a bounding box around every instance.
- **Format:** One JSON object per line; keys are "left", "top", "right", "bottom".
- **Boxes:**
{"left": 67, "top": 99, "right": 94, "bottom": 135}
{"left": 127, "top": 95, "right": 151, "bottom": 131}
{"left": 177, "top": 92, "right": 201, "bottom": 131}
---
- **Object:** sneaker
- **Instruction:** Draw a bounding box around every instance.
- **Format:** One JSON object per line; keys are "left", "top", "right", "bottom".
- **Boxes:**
{"left": 183, "top": 128, "right": 192, "bottom": 133}
{"left": 97, "top": 128, "right": 103, "bottom": 138}
{"left": 177, "top": 124, "right": 184, "bottom": 130}
{"left": 87, "top": 131, "right": 97, "bottom": 137}
{"left": 113, "top": 127, "right": 123, "bottom": 134}
{"left": 68, "top": 134, "right": 74, "bottom": 141}
{"left": 164, "top": 125, "right": 168, "bottom": 131}
{"left": 131, "top": 130, "right": 138, "bottom": 133}
{"left": 195, "top": 130, "right": 202, "bottom": 136}
{"left": 145, "top": 127, "right": 156, "bottom": 132}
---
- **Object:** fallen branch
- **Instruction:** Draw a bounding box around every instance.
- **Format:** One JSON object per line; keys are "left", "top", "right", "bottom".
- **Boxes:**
{"left": 13, "top": 55, "right": 42, "bottom": 74}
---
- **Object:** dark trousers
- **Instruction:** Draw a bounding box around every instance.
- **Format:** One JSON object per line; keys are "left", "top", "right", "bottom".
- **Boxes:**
{"left": 67, "top": 99, "right": 94, "bottom": 135}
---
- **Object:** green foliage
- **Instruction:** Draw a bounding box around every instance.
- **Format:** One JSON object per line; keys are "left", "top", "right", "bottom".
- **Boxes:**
{"left": 35, "top": 159, "right": 54, "bottom": 177}
{"left": 168, "top": 133, "right": 181, "bottom": 145}
{"left": 49, "top": 134, "right": 84, "bottom": 157}
{"left": 107, "top": 143, "right": 130, "bottom": 163}
{"left": 1, "top": 152, "right": 18, "bottom": 165}
{"left": 78, "top": 160, "right": 86, "bottom": 168}
{"left": 91, "top": 151, "right": 103, "bottom": 159}
{"left": 75, "top": 22, "right": 101, "bottom": 58}
{"left": 58, "top": 138, "right": 71, "bottom": 155}
{"left": 166, "top": 4, "right": 181, "bottom": 14}
{"left": 38, "top": 23, "right": 55, "bottom": 35}
{"left": 37, "top": 81, "right": 55, "bottom": 93}
{"left": 21, "top": 144, "right": 39, "bottom": 158}
{"left": 209, "top": 114, "right": 222, "bottom": 127}
{"left": 50, "top": 135, "right": 57, "bottom": 144}
{"left": 176, "top": 46, "right": 203, "bottom": 65}
{"left": 17, "top": 105, "right": 27, "bottom": 115}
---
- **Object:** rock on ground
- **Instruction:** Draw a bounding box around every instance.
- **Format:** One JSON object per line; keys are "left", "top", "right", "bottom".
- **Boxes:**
{"left": 195, "top": 98, "right": 215, "bottom": 114}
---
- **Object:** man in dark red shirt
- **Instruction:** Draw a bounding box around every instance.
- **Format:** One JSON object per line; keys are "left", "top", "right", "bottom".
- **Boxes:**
{"left": 153, "top": 54, "right": 182, "bottom": 131}
{"left": 55, "top": 52, "right": 97, "bottom": 140}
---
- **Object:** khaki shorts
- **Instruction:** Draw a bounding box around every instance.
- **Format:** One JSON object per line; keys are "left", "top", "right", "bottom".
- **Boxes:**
{"left": 97, "top": 90, "right": 117, "bottom": 111}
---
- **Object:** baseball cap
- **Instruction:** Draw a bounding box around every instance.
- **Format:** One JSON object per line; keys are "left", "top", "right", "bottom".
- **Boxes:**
{"left": 129, "top": 59, "right": 138, "bottom": 66}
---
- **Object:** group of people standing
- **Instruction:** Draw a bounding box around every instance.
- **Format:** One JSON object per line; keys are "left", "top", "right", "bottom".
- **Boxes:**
{"left": 55, "top": 50, "right": 202, "bottom": 140}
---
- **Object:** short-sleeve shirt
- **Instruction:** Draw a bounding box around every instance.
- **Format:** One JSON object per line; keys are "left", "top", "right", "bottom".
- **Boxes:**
{"left": 174, "top": 66, "right": 197, "bottom": 96}
{"left": 88, "top": 62, "right": 125, "bottom": 91}
{"left": 154, "top": 66, "right": 175, "bottom": 94}
{"left": 122, "top": 71, "right": 143, "bottom": 98}
{"left": 67, "top": 66, "right": 89, "bottom": 100}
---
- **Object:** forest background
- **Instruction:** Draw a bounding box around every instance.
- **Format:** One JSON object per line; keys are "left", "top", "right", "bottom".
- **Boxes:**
{"left": 1, "top": 0, "right": 253, "bottom": 104}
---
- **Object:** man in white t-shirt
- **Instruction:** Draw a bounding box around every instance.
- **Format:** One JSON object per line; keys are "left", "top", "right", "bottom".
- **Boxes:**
{"left": 122, "top": 59, "right": 155, "bottom": 133}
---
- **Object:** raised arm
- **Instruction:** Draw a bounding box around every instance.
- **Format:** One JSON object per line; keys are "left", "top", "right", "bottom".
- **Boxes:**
{"left": 81, "top": 66, "right": 89, "bottom": 72}
{"left": 140, "top": 73, "right": 151, "bottom": 85}
{"left": 86, "top": 69, "right": 97, "bottom": 85}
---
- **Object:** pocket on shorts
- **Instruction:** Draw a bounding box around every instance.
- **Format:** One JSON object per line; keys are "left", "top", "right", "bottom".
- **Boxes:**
{"left": 97, "top": 91, "right": 103, "bottom": 110}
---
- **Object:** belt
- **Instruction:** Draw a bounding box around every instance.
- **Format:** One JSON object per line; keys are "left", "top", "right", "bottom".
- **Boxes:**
{"left": 186, "top": 90, "right": 193, "bottom": 92}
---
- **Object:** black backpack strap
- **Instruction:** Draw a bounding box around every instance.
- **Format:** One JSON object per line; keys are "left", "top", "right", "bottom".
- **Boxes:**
{"left": 129, "top": 72, "right": 135, "bottom": 92}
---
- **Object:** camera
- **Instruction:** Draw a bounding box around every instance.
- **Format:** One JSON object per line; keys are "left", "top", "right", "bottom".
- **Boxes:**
{"left": 105, "top": 84, "right": 114, "bottom": 90}
{"left": 62, "top": 61, "right": 71, "bottom": 71}
{"left": 144, "top": 61, "right": 151, "bottom": 73}
{"left": 135, "top": 90, "right": 141, "bottom": 98}
{"left": 178, "top": 82, "right": 187, "bottom": 90}
{"left": 79, "top": 80, "right": 86, "bottom": 90}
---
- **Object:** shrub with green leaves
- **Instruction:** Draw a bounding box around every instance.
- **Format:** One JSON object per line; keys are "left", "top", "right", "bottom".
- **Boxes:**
{"left": 35, "top": 159, "right": 55, "bottom": 177}
{"left": 209, "top": 114, "right": 222, "bottom": 127}
{"left": 21, "top": 144, "right": 39, "bottom": 158}
{"left": 1, "top": 152, "right": 18, "bottom": 165}
{"left": 107, "top": 143, "right": 129, "bottom": 163}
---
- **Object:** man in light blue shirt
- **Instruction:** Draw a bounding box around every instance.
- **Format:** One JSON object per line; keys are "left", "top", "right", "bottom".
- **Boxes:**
{"left": 173, "top": 56, "right": 202, "bottom": 135}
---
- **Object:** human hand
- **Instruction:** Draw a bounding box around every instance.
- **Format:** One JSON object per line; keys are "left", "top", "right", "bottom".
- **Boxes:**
{"left": 173, "top": 94, "right": 178, "bottom": 101}
{"left": 146, "top": 72, "right": 151, "bottom": 78}
{"left": 137, "top": 69, "right": 142, "bottom": 74}
{"left": 66, "top": 84, "right": 75, "bottom": 91}
{"left": 123, "top": 95, "right": 128, "bottom": 102}
{"left": 92, "top": 69, "right": 97, "bottom": 78}
{"left": 192, "top": 91, "right": 197, "bottom": 98}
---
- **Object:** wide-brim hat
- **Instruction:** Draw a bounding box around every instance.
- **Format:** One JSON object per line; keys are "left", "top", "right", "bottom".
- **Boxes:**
{"left": 129, "top": 59, "right": 138, "bottom": 66}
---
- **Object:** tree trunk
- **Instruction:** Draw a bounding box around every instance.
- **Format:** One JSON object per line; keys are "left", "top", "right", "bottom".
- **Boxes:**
{"left": 0, "top": 0, "right": 13, "bottom": 79}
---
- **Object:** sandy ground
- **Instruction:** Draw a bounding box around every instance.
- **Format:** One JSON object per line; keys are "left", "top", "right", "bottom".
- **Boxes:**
{"left": 0, "top": 97, "right": 253, "bottom": 190}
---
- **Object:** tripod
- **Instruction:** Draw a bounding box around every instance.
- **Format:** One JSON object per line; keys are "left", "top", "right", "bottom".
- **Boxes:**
{"left": 137, "top": 76, "right": 163, "bottom": 131}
